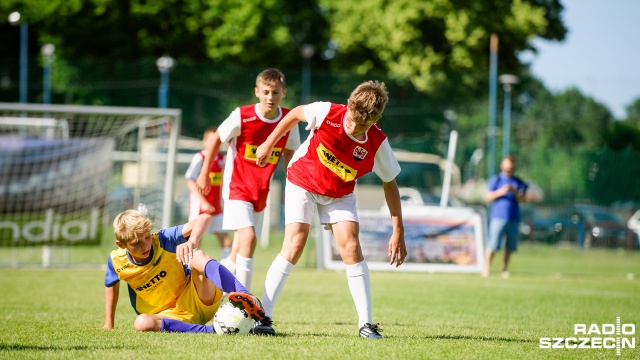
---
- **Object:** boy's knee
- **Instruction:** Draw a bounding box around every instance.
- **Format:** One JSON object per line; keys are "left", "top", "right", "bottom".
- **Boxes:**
{"left": 189, "top": 249, "right": 212, "bottom": 270}
{"left": 133, "top": 314, "right": 157, "bottom": 331}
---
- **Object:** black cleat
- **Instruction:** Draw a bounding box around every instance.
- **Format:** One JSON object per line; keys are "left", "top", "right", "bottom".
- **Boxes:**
{"left": 250, "top": 316, "right": 276, "bottom": 336}
{"left": 359, "top": 323, "right": 383, "bottom": 339}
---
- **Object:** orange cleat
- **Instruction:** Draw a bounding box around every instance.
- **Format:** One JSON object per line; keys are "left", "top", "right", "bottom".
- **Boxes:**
{"left": 227, "top": 292, "right": 266, "bottom": 321}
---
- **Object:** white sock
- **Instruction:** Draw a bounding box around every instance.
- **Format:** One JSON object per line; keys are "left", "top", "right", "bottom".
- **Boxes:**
{"left": 220, "top": 256, "right": 236, "bottom": 275}
{"left": 262, "top": 254, "right": 294, "bottom": 317}
{"left": 346, "top": 261, "right": 372, "bottom": 328}
{"left": 235, "top": 255, "right": 254, "bottom": 292}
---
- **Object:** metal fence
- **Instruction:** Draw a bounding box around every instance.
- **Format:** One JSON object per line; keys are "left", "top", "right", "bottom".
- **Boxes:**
{"left": 2, "top": 58, "right": 639, "bottom": 250}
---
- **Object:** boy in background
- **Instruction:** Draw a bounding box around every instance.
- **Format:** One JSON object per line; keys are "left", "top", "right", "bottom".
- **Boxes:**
{"left": 195, "top": 68, "right": 301, "bottom": 291}
{"left": 185, "top": 126, "right": 233, "bottom": 260}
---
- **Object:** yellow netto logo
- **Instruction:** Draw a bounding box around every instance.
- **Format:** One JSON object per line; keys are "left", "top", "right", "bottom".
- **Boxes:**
{"left": 208, "top": 172, "right": 222, "bottom": 186}
{"left": 316, "top": 143, "right": 357, "bottom": 182}
{"left": 244, "top": 144, "right": 282, "bottom": 165}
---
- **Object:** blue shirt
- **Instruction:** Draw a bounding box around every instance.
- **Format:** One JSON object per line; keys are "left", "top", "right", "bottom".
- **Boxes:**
{"left": 488, "top": 172, "right": 528, "bottom": 221}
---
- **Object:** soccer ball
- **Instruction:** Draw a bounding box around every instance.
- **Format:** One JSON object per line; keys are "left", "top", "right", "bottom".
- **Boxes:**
{"left": 213, "top": 302, "right": 255, "bottom": 335}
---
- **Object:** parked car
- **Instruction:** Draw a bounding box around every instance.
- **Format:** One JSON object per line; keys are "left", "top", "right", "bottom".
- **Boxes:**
{"left": 549, "top": 204, "right": 633, "bottom": 249}
{"left": 518, "top": 206, "right": 560, "bottom": 243}
{"left": 397, "top": 187, "right": 466, "bottom": 207}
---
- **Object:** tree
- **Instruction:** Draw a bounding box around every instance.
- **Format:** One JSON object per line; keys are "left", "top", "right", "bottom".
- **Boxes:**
{"left": 0, "top": 0, "right": 328, "bottom": 65}
{"left": 624, "top": 98, "right": 640, "bottom": 126}
{"left": 318, "top": 0, "right": 566, "bottom": 101}
{"left": 1, "top": 0, "right": 565, "bottom": 93}
{"left": 605, "top": 121, "right": 640, "bottom": 150}
{"left": 516, "top": 86, "right": 613, "bottom": 150}
{"left": 0, "top": 0, "right": 569, "bottom": 140}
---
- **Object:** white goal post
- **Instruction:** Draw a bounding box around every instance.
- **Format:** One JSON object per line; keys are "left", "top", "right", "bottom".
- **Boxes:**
{"left": 0, "top": 102, "right": 181, "bottom": 253}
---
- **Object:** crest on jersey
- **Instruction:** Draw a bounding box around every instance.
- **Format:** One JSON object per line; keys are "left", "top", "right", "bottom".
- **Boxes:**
{"left": 352, "top": 146, "right": 368, "bottom": 161}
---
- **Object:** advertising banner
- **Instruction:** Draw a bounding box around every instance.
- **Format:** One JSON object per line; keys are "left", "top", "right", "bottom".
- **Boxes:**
{"left": 322, "top": 205, "right": 486, "bottom": 273}
{"left": 0, "top": 137, "right": 113, "bottom": 246}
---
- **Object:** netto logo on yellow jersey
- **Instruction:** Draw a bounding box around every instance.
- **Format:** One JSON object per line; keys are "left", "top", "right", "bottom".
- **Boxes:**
{"left": 244, "top": 144, "right": 282, "bottom": 164}
{"left": 317, "top": 143, "right": 357, "bottom": 182}
{"left": 135, "top": 270, "right": 167, "bottom": 291}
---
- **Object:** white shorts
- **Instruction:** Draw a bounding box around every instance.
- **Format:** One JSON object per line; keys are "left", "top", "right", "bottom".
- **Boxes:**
{"left": 222, "top": 199, "right": 265, "bottom": 234}
{"left": 284, "top": 180, "right": 358, "bottom": 225}
{"left": 207, "top": 213, "right": 224, "bottom": 234}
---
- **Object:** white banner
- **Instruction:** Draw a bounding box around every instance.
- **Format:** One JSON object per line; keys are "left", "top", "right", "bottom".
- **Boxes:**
{"left": 321, "top": 205, "right": 486, "bottom": 273}
{"left": 0, "top": 137, "right": 113, "bottom": 246}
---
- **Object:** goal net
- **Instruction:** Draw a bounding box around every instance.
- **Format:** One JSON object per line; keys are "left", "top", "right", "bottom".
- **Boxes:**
{"left": 0, "top": 102, "right": 181, "bottom": 266}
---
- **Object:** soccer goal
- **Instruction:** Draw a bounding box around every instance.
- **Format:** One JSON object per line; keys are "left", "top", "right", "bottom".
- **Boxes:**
{"left": 0, "top": 102, "right": 181, "bottom": 267}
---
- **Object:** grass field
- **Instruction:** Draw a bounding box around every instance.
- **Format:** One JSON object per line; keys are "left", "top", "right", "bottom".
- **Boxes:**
{"left": 0, "top": 232, "right": 638, "bottom": 360}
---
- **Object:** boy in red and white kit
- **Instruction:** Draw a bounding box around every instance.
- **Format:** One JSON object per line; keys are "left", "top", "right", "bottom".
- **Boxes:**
{"left": 255, "top": 80, "right": 407, "bottom": 338}
{"left": 195, "top": 68, "right": 300, "bottom": 293}
{"left": 185, "top": 126, "right": 232, "bottom": 260}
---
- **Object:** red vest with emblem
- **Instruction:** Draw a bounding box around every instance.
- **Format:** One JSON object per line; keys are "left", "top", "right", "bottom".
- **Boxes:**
{"left": 229, "top": 105, "right": 291, "bottom": 211}
{"left": 287, "top": 103, "right": 387, "bottom": 198}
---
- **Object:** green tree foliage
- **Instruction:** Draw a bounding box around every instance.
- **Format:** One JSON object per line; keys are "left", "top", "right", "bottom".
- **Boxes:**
{"left": 0, "top": 0, "right": 568, "bottom": 141}
{"left": 0, "top": 0, "right": 565, "bottom": 94}
{"left": 0, "top": 0, "right": 206, "bottom": 59}
{"left": 605, "top": 121, "right": 640, "bottom": 150}
{"left": 0, "top": 0, "right": 328, "bottom": 65}
{"left": 607, "top": 98, "right": 640, "bottom": 150}
{"left": 319, "top": 0, "right": 565, "bottom": 101}
{"left": 624, "top": 98, "right": 640, "bottom": 126}
{"left": 509, "top": 77, "right": 615, "bottom": 152}
{"left": 587, "top": 148, "right": 640, "bottom": 205}
{"left": 532, "top": 88, "right": 613, "bottom": 149}
{"left": 454, "top": 72, "right": 627, "bottom": 204}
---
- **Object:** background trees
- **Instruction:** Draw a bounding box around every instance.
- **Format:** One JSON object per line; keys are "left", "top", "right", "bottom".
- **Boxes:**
{"left": 0, "top": 0, "right": 576, "bottom": 143}
{"left": 1, "top": 0, "right": 565, "bottom": 96}
{"left": 2, "top": 0, "right": 639, "bottom": 205}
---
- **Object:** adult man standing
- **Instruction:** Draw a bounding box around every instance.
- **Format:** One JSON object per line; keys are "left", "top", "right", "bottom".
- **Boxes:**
{"left": 483, "top": 155, "right": 528, "bottom": 278}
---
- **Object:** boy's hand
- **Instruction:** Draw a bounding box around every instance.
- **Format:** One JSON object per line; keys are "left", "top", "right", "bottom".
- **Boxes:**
{"left": 500, "top": 184, "right": 514, "bottom": 195}
{"left": 195, "top": 173, "right": 210, "bottom": 195}
{"left": 255, "top": 143, "right": 271, "bottom": 167}
{"left": 176, "top": 242, "right": 197, "bottom": 265}
{"left": 388, "top": 233, "right": 407, "bottom": 268}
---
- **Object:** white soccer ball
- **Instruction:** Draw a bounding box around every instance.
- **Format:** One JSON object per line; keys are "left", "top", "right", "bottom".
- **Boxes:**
{"left": 213, "top": 302, "right": 255, "bottom": 335}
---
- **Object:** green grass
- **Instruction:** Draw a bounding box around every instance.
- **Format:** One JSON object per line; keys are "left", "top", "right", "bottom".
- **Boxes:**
{"left": 0, "top": 234, "right": 639, "bottom": 359}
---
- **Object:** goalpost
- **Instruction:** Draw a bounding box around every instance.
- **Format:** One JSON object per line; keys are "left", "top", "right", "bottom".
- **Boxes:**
{"left": 0, "top": 102, "right": 181, "bottom": 267}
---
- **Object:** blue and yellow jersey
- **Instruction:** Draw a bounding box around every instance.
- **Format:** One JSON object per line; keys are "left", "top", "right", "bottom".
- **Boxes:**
{"left": 104, "top": 225, "right": 190, "bottom": 315}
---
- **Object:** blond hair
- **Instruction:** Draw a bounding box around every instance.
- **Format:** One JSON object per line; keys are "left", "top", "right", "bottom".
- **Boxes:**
{"left": 113, "top": 209, "right": 153, "bottom": 244}
{"left": 256, "top": 68, "right": 286, "bottom": 89}
{"left": 348, "top": 80, "right": 389, "bottom": 124}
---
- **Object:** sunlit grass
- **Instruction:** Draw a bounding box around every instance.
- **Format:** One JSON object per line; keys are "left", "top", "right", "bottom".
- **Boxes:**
{"left": 0, "top": 234, "right": 638, "bottom": 359}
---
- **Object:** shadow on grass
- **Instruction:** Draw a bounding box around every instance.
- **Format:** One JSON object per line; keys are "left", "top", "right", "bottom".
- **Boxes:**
{"left": 235, "top": 332, "right": 538, "bottom": 343}
{"left": 0, "top": 343, "right": 129, "bottom": 351}
{"left": 425, "top": 334, "right": 536, "bottom": 343}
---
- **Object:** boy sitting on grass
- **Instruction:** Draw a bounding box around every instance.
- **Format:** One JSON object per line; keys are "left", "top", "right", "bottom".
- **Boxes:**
{"left": 100, "top": 206, "right": 266, "bottom": 333}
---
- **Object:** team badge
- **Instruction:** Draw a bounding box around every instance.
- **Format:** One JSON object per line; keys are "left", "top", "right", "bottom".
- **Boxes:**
{"left": 352, "top": 146, "right": 368, "bottom": 161}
